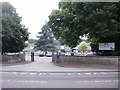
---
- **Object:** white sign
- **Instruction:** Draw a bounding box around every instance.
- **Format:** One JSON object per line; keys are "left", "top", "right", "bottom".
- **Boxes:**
{"left": 99, "top": 43, "right": 115, "bottom": 50}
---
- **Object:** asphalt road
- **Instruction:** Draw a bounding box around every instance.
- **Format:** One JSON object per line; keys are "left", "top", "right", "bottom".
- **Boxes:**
{"left": 1, "top": 55, "right": 119, "bottom": 88}
{"left": 1, "top": 70, "right": 118, "bottom": 88}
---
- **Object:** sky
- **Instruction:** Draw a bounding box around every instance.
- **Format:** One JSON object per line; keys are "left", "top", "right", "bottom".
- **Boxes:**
{"left": 1, "top": 0, "right": 60, "bottom": 39}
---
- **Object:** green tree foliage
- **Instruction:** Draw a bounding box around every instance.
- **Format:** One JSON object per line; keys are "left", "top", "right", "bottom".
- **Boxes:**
{"left": 28, "top": 39, "right": 37, "bottom": 43}
{"left": 2, "top": 2, "right": 29, "bottom": 53}
{"left": 0, "top": 3, "right": 2, "bottom": 53}
{"left": 78, "top": 41, "right": 88, "bottom": 55}
{"left": 35, "top": 23, "right": 56, "bottom": 51}
{"left": 48, "top": 2, "right": 120, "bottom": 55}
{"left": 0, "top": 25, "right": 2, "bottom": 53}
{"left": 78, "top": 41, "right": 88, "bottom": 51}
{"left": 61, "top": 49, "right": 66, "bottom": 53}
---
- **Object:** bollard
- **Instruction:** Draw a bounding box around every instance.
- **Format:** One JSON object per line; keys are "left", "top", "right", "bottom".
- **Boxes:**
{"left": 31, "top": 51, "right": 34, "bottom": 62}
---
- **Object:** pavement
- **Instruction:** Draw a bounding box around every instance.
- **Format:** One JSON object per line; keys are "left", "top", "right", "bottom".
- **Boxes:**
{"left": 0, "top": 56, "right": 119, "bottom": 72}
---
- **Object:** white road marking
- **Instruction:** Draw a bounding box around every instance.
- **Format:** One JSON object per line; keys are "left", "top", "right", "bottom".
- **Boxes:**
{"left": 84, "top": 73, "right": 91, "bottom": 75}
{"left": 49, "top": 73, "right": 66, "bottom": 75}
{"left": 20, "top": 73, "right": 28, "bottom": 75}
{"left": 20, "top": 80, "right": 25, "bottom": 82}
{"left": 43, "top": 73, "right": 46, "bottom": 75}
{"left": 84, "top": 81, "right": 89, "bottom": 83}
{"left": 30, "top": 73, "right": 37, "bottom": 75}
{"left": 40, "top": 81, "right": 47, "bottom": 83}
{"left": 29, "top": 81, "right": 34, "bottom": 83}
{"left": 39, "top": 73, "right": 42, "bottom": 75}
{"left": 93, "top": 73, "right": 100, "bottom": 75}
{"left": 90, "top": 81, "right": 94, "bottom": 83}
{"left": 105, "top": 81, "right": 110, "bottom": 82}
{"left": 100, "top": 72, "right": 108, "bottom": 75}
{"left": 2, "top": 79, "right": 118, "bottom": 84}
{"left": 67, "top": 73, "right": 71, "bottom": 75}
{"left": 94, "top": 81, "right": 100, "bottom": 83}
{"left": 108, "top": 80, "right": 113, "bottom": 82}
{"left": 76, "top": 80, "right": 118, "bottom": 83}
{"left": 16, "top": 80, "right": 47, "bottom": 83}
{"left": 0, "top": 69, "right": 10, "bottom": 71}
{"left": 7, "top": 80, "right": 10, "bottom": 82}
{"left": 0, "top": 72, "right": 11, "bottom": 74}
{"left": 0, "top": 80, "right": 3, "bottom": 82}
{"left": 114, "top": 80, "right": 118, "bottom": 82}
{"left": 68, "top": 73, "right": 74, "bottom": 75}
{"left": 12, "top": 72, "right": 18, "bottom": 74}
{"left": 78, "top": 73, "right": 82, "bottom": 75}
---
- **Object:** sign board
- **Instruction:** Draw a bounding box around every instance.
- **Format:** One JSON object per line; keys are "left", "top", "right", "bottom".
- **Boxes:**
{"left": 99, "top": 43, "right": 115, "bottom": 50}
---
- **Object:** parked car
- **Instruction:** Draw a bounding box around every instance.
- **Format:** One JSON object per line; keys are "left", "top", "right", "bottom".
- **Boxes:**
{"left": 86, "top": 54, "right": 95, "bottom": 56}
{"left": 58, "top": 53, "right": 65, "bottom": 56}
{"left": 65, "top": 52, "right": 71, "bottom": 56}
{"left": 53, "top": 52, "right": 57, "bottom": 55}
{"left": 38, "top": 52, "right": 45, "bottom": 57}
{"left": 46, "top": 52, "right": 52, "bottom": 57}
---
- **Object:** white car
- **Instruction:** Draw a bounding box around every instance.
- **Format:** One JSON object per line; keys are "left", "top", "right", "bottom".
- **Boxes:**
{"left": 65, "top": 52, "right": 71, "bottom": 56}
{"left": 46, "top": 52, "right": 52, "bottom": 57}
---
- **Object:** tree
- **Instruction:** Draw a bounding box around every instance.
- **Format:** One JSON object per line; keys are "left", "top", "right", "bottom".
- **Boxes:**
{"left": 0, "top": 11, "right": 2, "bottom": 53}
{"left": 48, "top": 2, "right": 120, "bottom": 55}
{"left": 2, "top": 2, "right": 29, "bottom": 54}
{"left": 28, "top": 39, "right": 37, "bottom": 43}
{"left": 78, "top": 41, "right": 88, "bottom": 55}
{"left": 61, "top": 49, "right": 66, "bottom": 53}
{"left": 35, "top": 23, "right": 56, "bottom": 52}
{"left": 0, "top": 25, "right": 2, "bottom": 53}
{"left": 48, "top": 8, "right": 82, "bottom": 48}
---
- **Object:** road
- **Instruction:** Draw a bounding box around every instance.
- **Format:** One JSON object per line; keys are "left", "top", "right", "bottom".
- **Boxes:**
{"left": 1, "top": 70, "right": 118, "bottom": 88}
{"left": 1, "top": 55, "right": 119, "bottom": 88}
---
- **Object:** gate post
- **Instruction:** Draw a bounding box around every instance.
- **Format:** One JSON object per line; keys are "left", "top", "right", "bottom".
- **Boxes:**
{"left": 31, "top": 51, "right": 34, "bottom": 62}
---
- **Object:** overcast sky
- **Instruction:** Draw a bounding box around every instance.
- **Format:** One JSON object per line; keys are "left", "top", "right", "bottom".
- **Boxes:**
{"left": 1, "top": 0, "right": 60, "bottom": 39}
